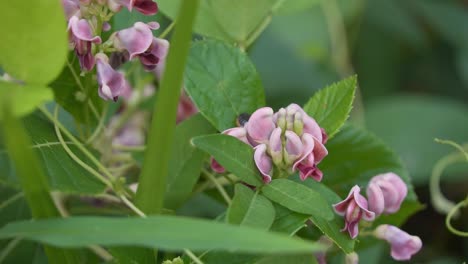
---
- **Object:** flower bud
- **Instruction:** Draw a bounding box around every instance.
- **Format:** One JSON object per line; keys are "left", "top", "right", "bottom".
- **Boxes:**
{"left": 284, "top": 131, "right": 303, "bottom": 166}
{"left": 276, "top": 108, "right": 286, "bottom": 131}
{"left": 293, "top": 112, "right": 304, "bottom": 136}
{"left": 366, "top": 173, "right": 407, "bottom": 215}
{"left": 374, "top": 225, "right": 422, "bottom": 261}
{"left": 268, "top": 127, "right": 283, "bottom": 167}
{"left": 96, "top": 53, "right": 125, "bottom": 101}
{"left": 345, "top": 252, "right": 359, "bottom": 264}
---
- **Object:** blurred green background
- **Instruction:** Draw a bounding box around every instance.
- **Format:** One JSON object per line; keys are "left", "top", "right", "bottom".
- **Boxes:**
{"left": 248, "top": 0, "right": 468, "bottom": 263}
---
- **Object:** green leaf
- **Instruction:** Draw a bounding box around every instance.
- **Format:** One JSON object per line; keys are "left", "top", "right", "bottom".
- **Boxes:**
{"left": 158, "top": 0, "right": 281, "bottom": 44}
{"left": 0, "top": 112, "right": 106, "bottom": 194}
{"left": 227, "top": 184, "right": 275, "bottom": 230}
{"left": 365, "top": 95, "right": 468, "bottom": 184}
{"left": 303, "top": 75, "right": 356, "bottom": 139}
{"left": 164, "top": 114, "right": 216, "bottom": 209}
{"left": 191, "top": 134, "right": 263, "bottom": 186}
{"left": 185, "top": 40, "right": 265, "bottom": 131}
{"left": 0, "top": 100, "right": 81, "bottom": 263}
{"left": 295, "top": 179, "right": 355, "bottom": 253}
{"left": 49, "top": 55, "right": 102, "bottom": 124}
{"left": 0, "top": 0, "right": 67, "bottom": 84}
{"left": 261, "top": 179, "right": 334, "bottom": 220}
{"left": 255, "top": 254, "right": 318, "bottom": 264}
{"left": 269, "top": 203, "right": 309, "bottom": 235}
{"left": 320, "top": 124, "right": 423, "bottom": 226}
{"left": 0, "top": 216, "right": 325, "bottom": 254}
{"left": 0, "top": 82, "right": 53, "bottom": 120}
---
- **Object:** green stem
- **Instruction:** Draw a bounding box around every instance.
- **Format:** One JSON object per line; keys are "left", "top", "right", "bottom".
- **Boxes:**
{"left": 158, "top": 21, "right": 176, "bottom": 39}
{"left": 202, "top": 169, "right": 232, "bottom": 205}
{"left": 0, "top": 192, "right": 24, "bottom": 211}
{"left": 86, "top": 103, "right": 109, "bottom": 145}
{"left": 0, "top": 238, "right": 21, "bottom": 263}
{"left": 184, "top": 249, "right": 204, "bottom": 264}
{"left": 446, "top": 196, "right": 468, "bottom": 237}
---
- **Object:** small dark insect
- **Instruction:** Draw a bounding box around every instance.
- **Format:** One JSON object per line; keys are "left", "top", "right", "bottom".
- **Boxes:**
{"left": 236, "top": 113, "right": 251, "bottom": 127}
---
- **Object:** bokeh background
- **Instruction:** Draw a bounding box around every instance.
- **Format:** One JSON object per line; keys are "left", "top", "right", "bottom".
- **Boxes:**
{"left": 248, "top": 0, "right": 468, "bottom": 263}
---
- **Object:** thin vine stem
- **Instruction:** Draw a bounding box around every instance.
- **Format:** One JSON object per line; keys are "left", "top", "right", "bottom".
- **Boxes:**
{"left": 39, "top": 105, "right": 115, "bottom": 182}
{"left": 201, "top": 169, "right": 232, "bottom": 205}
{"left": 158, "top": 20, "right": 176, "bottom": 39}
{"left": 120, "top": 195, "right": 146, "bottom": 217}
{"left": 446, "top": 196, "right": 468, "bottom": 237}
{"left": 0, "top": 238, "right": 21, "bottom": 263}
{"left": 0, "top": 192, "right": 24, "bottom": 211}
{"left": 86, "top": 103, "right": 109, "bottom": 145}
{"left": 184, "top": 249, "right": 204, "bottom": 264}
{"left": 45, "top": 106, "right": 113, "bottom": 188}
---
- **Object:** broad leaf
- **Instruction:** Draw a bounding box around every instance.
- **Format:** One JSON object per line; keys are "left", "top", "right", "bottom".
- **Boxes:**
{"left": 227, "top": 184, "right": 275, "bottom": 230}
{"left": 261, "top": 179, "right": 333, "bottom": 220}
{"left": 158, "top": 0, "right": 281, "bottom": 44}
{"left": 0, "top": 112, "right": 106, "bottom": 194}
{"left": 320, "top": 124, "right": 423, "bottom": 226}
{"left": 0, "top": 82, "right": 53, "bottom": 120}
{"left": 185, "top": 40, "right": 265, "bottom": 131}
{"left": 0, "top": 216, "right": 325, "bottom": 254}
{"left": 164, "top": 114, "right": 216, "bottom": 209}
{"left": 295, "top": 179, "right": 355, "bottom": 254}
{"left": 303, "top": 75, "right": 356, "bottom": 139}
{"left": 192, "top": 134, "right": 263, "bottom": 186}
{"left": 0, "top": 0, "right": 67, "bottom": 84}
{"left": 270, "top": 203, "right": 309, "bottom": 235}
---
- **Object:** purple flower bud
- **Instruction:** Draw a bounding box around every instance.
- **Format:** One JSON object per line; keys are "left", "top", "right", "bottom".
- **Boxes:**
{"left": 210, "top": 157, "right": 225, "bottom": 174}
{"left": 366, "top": 173, "right": 407, "bottom": 215}
{"left": 254, "top": 144, "right": 273, "bottom": 183}
{"left": 275, "top": 108, "right": 287, "bottom": 131}
{"left": 119, "top": 0, "right": 158, "bottom": 15}
{"left": 269, "top": 127, "right": 283, "bottom": 166}
{"left": 113, "top": 22, "right": 159, "bottom": 60}
{"left": 67, "top": 16, "right": 102, "bottom": 71}
{"left": 284, "top": 131, "right": 303, "bottom": 166}
{"left": 374, "top": 225, "right": 422, "bottom": 261}
{"left": 333, "top": 185, "right": 375, "bottom": 239}
{"left": 245, "top": 107, "right": 275, "bottom": 146}
{"left": 139, "top": 37, "right": 169, "bottom": 71}
{"left": 96, "top": 53, "right": 125, "bottom": 101}
{"left": 292, "top": 133, "right": 327, "bottom": 181}
{"left": 103, "top": 22, "right": 111, "bottom": 32}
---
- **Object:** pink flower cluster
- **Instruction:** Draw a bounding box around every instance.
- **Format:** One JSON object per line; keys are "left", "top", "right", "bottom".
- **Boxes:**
{"left": 61, "top": 0, "right": 170, "bottom": 101}
{"left": 332, "top": 173, "right": 422, "bottom": 261}
{"left": 211, "top": 104, "right": 328, "bottom": 183}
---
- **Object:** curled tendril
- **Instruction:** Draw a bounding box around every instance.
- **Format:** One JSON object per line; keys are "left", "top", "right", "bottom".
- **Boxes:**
{"left": 430, "top": 138, "right": 468, "bottom": 236}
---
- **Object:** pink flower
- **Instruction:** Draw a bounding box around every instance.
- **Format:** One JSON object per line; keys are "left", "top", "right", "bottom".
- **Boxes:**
{"left": 62, "top": 0, "right": 80, "bottom": 19}
{"left": 374, "top": 225, "right": 422, "bottom": 261}
{"left": 139, "top": 37, "right": 169, "bottom": 71}
{"left": 366, "top": 173, "right": 408, "bottom": 216}
{"left": 111, "top": 0, "right": 158, "bottom": 15}
{"left": 176, "top": 92, "right": 198, "bottom": 123}
{"left": 96, "top": 53, "right": 125, "bottom": 101}
{"left": 67, "top": 16, "right": 102, "bottom": 71}
{"left": 245, "top": 107, "right": 276, "bottom": 146}
{"left": 333, "top": 185, "right": 375, "bottom": 239}
{"left": 254, "top": 144, "right": 273, "bottom": 183}
{"left": 210, "top": 127, "right": 251, "bottom": 174}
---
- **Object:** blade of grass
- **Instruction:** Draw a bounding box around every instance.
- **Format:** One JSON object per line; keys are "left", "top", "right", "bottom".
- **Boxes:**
{"left": 1, "top": 100, "right": 81, "bottom": 263}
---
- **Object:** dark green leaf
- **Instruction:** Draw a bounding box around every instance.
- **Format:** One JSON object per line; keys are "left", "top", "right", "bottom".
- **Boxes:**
{"left": 320, "top": 124, "right": 423, "bottom": 226}
{"left": 191, "top": 134, "right": 263, "bottom": 186}
{"left": 0, "top": 216, "right": 325, "bottom": 254}
{"left": 270, "top": 203, "right": 309, "bottom": 235}
{"left": 0, "top": 0, "right": 67, "bottom": 84}
{"left": 164, "top": 114, "right": 216, "bottom": 209}
{"left": 255, "top": 254, "right": 318, "bottom": 264}
{"left": 0, "top": 112, "right": 106, "bottom": 194}
{"left": 227, "top": 184, "right": 275, "bottom": 230}
{"left": 295, "top": 179, "right": 355, "bottom": 253}
{"left": 303, "top": 75, "right": 356, "bottom": 139}
{"left": 0, "top": 82, "right": 52, "bottom": 120}
{"left": 261, "top": 179, "right": 333, "bottom": 220}
{"left": 185, "top": 40, "right": 265, "bottom": 131}
{"left": 49, "top": 55, "right": 102, "bottom": 124}
{"left": 158, "top": 0, "right": 281, "bottom": 44}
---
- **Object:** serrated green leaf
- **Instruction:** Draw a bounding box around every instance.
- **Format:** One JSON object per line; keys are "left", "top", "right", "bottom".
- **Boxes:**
{"left": 320, "top": 124, "right": 422, "bottom": 226}
{"left": 185, "top": 40, "right": 265, "bottom": 131}
{"left": 227, "top": 184, "right": 275, "bottom": 230}
{"left": 303, "top": 75, "right": 356, "bottom": 138}
{"left": 261, "top": 179, "right": 334, "bottom": 220}
{"left": 158, "top": 0, "right": 281, "bottom": 44}
{"left": 0, "top": 112, "right": 106, "bottom": 194}
{"left": 295, "top": 179, "right": 355, "bottom": 253}
{"left": 192, "top": 134, "right": 263, "bottom": 186}
{"left": 164, "top": 114, "right": 216, "bottom": 209}
{"left": 0, "top": 1, "right": 67, "bottom": 84}
{"left": 0, "top": 82, "right": 53, "bottom": 120}
{"left": 0, "top": 216, "right": 325, "bottom": 254}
